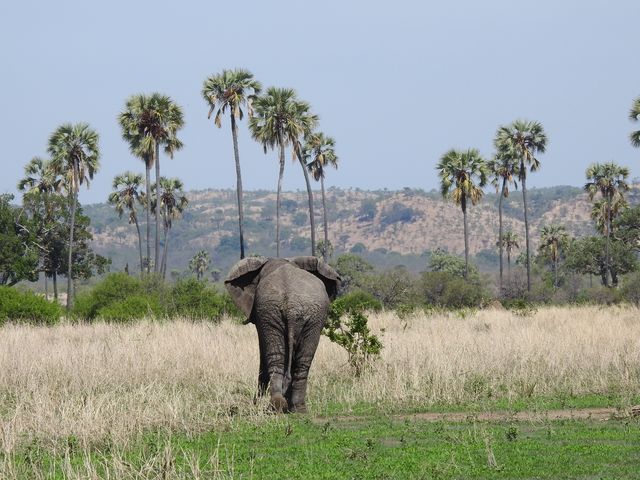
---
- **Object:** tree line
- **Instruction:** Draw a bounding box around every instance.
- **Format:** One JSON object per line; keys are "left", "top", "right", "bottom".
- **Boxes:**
{"left": 437, "top": 109, "right": 640, "bottom": 293}
{"left": 4, "top": 69, "right": 341, "bottom": 309}
{"left": 3, "top": 68, "right": 640, "bottom": 309}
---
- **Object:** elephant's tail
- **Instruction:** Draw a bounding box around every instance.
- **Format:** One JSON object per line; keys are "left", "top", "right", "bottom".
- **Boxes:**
{"left": 283, "top": 323, "right": 294, "bottom": 396}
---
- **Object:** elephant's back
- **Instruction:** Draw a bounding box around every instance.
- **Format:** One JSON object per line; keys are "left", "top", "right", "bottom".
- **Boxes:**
{"left": 255, "top": 263, "right": 329, "bottom": 315}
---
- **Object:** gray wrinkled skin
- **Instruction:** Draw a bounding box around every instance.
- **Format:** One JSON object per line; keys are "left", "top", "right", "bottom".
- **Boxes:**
{"left": 226, "top": 257, "right": 338, "bottom": 413}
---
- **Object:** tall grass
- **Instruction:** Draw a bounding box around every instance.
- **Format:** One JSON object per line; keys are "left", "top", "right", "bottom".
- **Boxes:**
{"left": 0, "top": 306, "right": 638, "bottom": 455}
{"left": 313, "top": 306, "right": 640, "bottom": 410}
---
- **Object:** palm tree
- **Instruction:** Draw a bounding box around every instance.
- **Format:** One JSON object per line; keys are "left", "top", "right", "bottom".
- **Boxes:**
{"left": 290, "top": 102, "right": 320, "bottom": 257}
{"left": 119, "top": 95, "right": 153, "bottom": 272}
{"left": 249, "top": 87, "right": 318, "bottom": 256}
{"left": 539, "top": 225, "right": 569, "bottom": 288}
{"left": 18, "top": 157, "right": 62, "bottom": 197}
{"left": 202, "top": 69, "right": 261, "bottom": 259}
{"left": 304, "top": 132, "right": 338, "bottom": 261}
{"left": 118, "top": 93, "right": 184, "bottom": 274}
{"left": 495, "top": 120, "right": 547, "bottom": 292}
{"left": 48, "top": 123, "right": 100, "bottom": 309}
{"left": 108, "top": 172, "right": 145, "bottom": 274}
{"left": 629, "top": 96, "right": 640, "bottom": 148}
{"left": 487, "top": 151, "right": 519, "bottom": 293}
{"left": 152, "top": 177, "right": 188, "bottom": 278}
{"left": 18, "top": 157, "right": 62, "bottom": 298}
{"left": 590, "top": 197, "right": 628, "bottom": 235}
{"left": 584, "top": 162, "right": 630, "bottom": 287}
{"left": 189, "top": 250, "right": 210, "bottom": 281}
{"left": 436, "top": 148, "right": 488, "bottom": 278}
{"left": 500, "top": 230, "right": 520, "bottom": 281}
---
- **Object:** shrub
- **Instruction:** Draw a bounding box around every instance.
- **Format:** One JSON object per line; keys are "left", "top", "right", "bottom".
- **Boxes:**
{"left": 324, "top": 293, "right": 383, "bottom": 376}
{"left": 420, "top": 271, "right": 485, "bottom": 309}
{"left": 73, "top": 273, "right": 143, "bottom": 320}
{"left": 428, "top": 248, "right": 479, "bottom": 280}
{"left": 575, "top": 286, "right": 622, "bottom": 306}
{"left": 621, "top": 272, "right": 640, "bottom": 307}
{"left": 333, "top": 254, "right": 375, "bottom": 293}
{"left": 360, "top": 267, "right": 418, "bottom": 308}
{"left": 331, "top": 290, "right": 383, "bottom": 316}
{"left": 502, "top": 298, "right": 538, "bottom": 317}
{"left": 0, "top": 287, "right": 62, "bottom": 325}
{"left": 168, "top": 278, "right": 229, "bottom": 321}
{"left": 72, "top": 291, "right": 97, "bottom": 320}
{"left": 72, "top": 273, "right": 244, "bottom": 323}
{"left": 220, "top": 291, "right": 244, "bottom": 320}
{"left": 97, "top": 295, "right": 163, "bottom": 322}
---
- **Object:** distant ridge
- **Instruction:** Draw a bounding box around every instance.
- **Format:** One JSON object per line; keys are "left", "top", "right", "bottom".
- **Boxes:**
{"left": 83, "top": 184, "right": 640, "bottom": 275}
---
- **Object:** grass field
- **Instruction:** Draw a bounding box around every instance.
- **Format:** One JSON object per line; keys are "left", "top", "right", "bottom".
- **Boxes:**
{"left": 1, "top": 306, "right": 639, "bottom": 478}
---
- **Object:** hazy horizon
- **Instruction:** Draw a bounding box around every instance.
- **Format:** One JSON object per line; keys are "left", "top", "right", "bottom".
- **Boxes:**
{"left": 2, "top": 0, "right": 640, "bottom": 205}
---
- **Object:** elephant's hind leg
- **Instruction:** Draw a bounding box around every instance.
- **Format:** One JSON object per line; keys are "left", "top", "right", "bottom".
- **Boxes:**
{"left": 255, "top": 324, "right": 269, "bottom": 399}
{"left": 255, "top": 315, "right": 289, "bottom": 413}
{"left": 288, "top": 320, "right": 324, "bottom": 413}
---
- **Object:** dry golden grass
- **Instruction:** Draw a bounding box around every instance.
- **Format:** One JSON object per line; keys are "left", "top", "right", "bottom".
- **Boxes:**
{"left": 1, "top": 306, "right": 639, "bottom": 455}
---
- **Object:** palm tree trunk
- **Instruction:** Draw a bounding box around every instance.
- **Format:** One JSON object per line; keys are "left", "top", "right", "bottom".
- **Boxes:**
{"left": 145, "top": 159, "right": 151, "bottom": 274}
{"left": 134, "top": 217, "right": 143, "bottom": 275}
{"left": 498, "top": 178, "right": 506, "bottom": 293}
{"left": 507, "top": 250, "right": 511, "bottom": 283}
{"left": 297, "top": 149, "right": 316, "bottom": 256}
{"left": 521, "top": 162, "right": 531, "bottom": 292}
{"left": 276, "top": 140, "right": 285, "bottom": 257}
{"left": 553, "top": 254, "right": 558, "bottom": 289}
{"left": 43, "top": 192, "right": 49, "bottom": 299}
{"left": 53, "top": 272, "right": 58, "bottom": 300}
{"left": 462, "top": 195, "right": 469, "bottom": 279}
{"left": 154, "top": 142, "right": 160, "bottom": 273}
{"left": 230, "top": 115, "right": 246, "bottom": 259}
{"left": 161, "top": 215, "right": 169, "bottom": 279}
{"left": 605, "top": 197, "right": 611, "bottom": 287}
{"left": 66, "top": 172, "right": 78, "bottom": 311}
{"left": 321, "top": 175, "right": 328, "bottom": 261}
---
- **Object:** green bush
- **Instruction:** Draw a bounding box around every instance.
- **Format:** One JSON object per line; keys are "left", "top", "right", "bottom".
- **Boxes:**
{"left": 73, "top": 273, "right": 143, "bottom": 320}
{"left": 621, "top": 272, "right": 640, "bottom": 307}
{"left": 72, "top": 274, "right": 245, "bottom": 323}
{"left": 97, "top": 295, "right": 163, "bottom": 322}
{"left": 72, "top": 291, "right": 97, "bottom": 320}
{"left": 331, "top": 290, "right": 383, "bottom": 317}
{"left": 220, "top": 291, "right": 243, "bottom": 320}
{"left": 502, "top": 298, "right": 538, "bottom": 317}
{"left": 324, "top": 292, "right": 383, "bottom": 376}
{"left": 168, "top": 278, "right": 229, "bottom": 321}
{"left": 0, "top": 287, "right": 62, "bottom": 325}
{"left": 575, "top": 286, "right": 622, "bottom": 306}
{"left": 420, "top": 271, "right": 485, "bottom": 309}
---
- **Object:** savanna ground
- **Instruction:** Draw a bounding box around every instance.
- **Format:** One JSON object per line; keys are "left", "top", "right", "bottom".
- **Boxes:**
{"left": 1, "top": 307, "right": 639, "bottom": 478}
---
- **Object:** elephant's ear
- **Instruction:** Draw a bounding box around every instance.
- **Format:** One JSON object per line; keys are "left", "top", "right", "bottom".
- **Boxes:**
{"left": 225, "top": 257, "right": 269, "bottom": 317}
{"left": 287, "top": 256, "right": 341, "bottom": 300}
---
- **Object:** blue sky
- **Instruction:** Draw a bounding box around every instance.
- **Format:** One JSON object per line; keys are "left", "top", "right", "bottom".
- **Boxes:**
{"left": 1, "top": 0, "right": 639, "bottom": 204}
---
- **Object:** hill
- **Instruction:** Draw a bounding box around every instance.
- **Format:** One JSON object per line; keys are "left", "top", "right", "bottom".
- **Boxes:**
{"left": 84, "top": 184, "right": 640, "bottom": 276}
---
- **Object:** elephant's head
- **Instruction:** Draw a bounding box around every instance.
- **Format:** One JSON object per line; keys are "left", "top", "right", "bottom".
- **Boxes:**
{"left": 225, "top": 256, "right": 340, "bottom": 318}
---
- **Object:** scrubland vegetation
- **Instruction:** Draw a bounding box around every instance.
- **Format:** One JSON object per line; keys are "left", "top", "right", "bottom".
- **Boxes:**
{"left": 0, "top": 306, "right": 638, "bottom": 477}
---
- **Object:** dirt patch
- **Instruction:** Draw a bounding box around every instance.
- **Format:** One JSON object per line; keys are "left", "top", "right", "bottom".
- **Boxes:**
{"left": 315, "top": 406, "right": 639, "bottom": 424}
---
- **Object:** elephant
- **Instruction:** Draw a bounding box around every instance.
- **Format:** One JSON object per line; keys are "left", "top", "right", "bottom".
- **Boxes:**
{"left": 225, "top": 256, "right": 340, "bottom": 413}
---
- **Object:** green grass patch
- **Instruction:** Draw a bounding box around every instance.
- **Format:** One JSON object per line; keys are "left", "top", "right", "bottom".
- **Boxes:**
{"left": 6, "top": 415, "right": 640, "bottom": 479}
{"left": 314, "top": 392, "right": 640, "bottom": 418}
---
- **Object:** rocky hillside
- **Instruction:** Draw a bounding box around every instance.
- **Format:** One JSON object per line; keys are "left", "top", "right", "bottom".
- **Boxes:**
{"left": 84, "top": 184, "right": 640, "bottom": 275}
